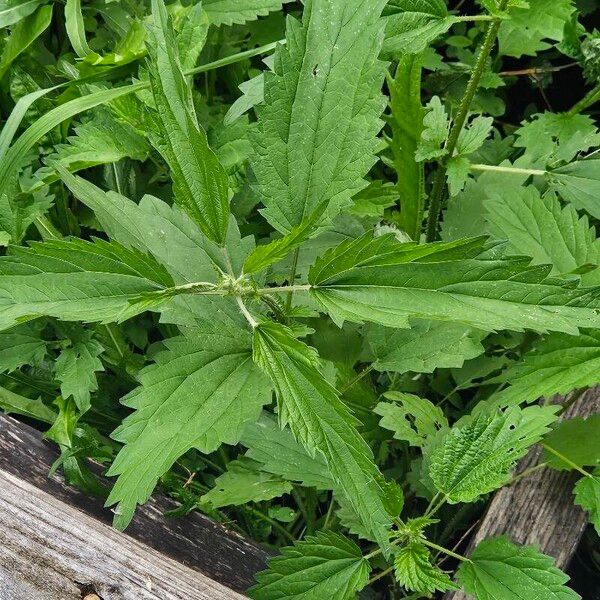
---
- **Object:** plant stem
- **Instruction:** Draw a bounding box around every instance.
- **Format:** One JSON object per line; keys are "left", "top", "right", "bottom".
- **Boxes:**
{"left": 340, "top": 364, "right": 375, "bottom": 394}
{"left": 508, "top": 462, "right": 546, "bottom": 486}
{"left": 236, "top": 296, "right": 258, "bottom": 328}
{"left": 454, "top": 14, "right": 495, "bottom": 21}
{"left": 368, "top": 565, "right": 394, "bottom": 585}
{"left": 421, "top": 538, "right": 472, "bottom": 563}
{"left": 541, "top": 443, "right": 592, "bottom": 478}
{"left": 470, "top": 163, "right": 547, "bottom": 176}
{"left": 250, "top": 509, "right": 296, "bottom": 543}
{"left": 425, "top": 0, "right": 509, "bottom": 242}
{"left": 284, "top": 248, "right": 301, "bottom": 312}
{"left": 256, "top": 284, "right": 312, "bottom": 295}
{"left": 568, "top": 82, "right": 600, "bottom": 116}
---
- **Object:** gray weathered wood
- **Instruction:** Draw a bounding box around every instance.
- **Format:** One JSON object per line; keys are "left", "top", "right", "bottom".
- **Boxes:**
{"left": 444, "top": 387, "right": 600, "bottom": 600}
{"left": 0, "top": 469, "right": 246, "bottom": 599}
{"left": 0, "top": 414, "right": 271, "bottom": 597}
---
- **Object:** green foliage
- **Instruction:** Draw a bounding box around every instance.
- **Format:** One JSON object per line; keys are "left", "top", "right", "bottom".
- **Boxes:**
{"left": 457, "top": 536, "right": 580, "bottom": 600}
{"left": 542, "top": 414, "right": 600, "bottom": 470}
{"left": 574, "top": 468, "right": 600, "bottom": 535}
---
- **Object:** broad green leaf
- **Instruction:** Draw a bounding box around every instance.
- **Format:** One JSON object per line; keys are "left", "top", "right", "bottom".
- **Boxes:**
{"left": 457, "top": 536, "right": 580, "bottom": 600}
{"left": 106, "top": 326, "right": 272, "bottom": 529}
{"left": 203, "top": 0, "right": 293, "bottom": 26}
{"left": 241, "top": 414, "right": 334, "bottom": 489}
{"left": 0, "top": 4, "right": 52, "bottom": 78}
{"left": 308, "top": 233, "right": 600, "bottom": 335}
{"left": 375, "top": 392, "right": 447, "bottom": 448}
{"left": 55, "top": 332, "right": 104, "bottom": 413}
{"left": 549, "top": 159, "right": 600, "bottom": 220}
{"left": 201, "top": 457, "right": 292, "bottom": 508}
{"left": 388, "top": 55, "right": 424, "bottom": 240}
{"left": 31, "top": 110, "right": 149, "bottom": 190}
{"left": 0, "top": 238, "right": 173, "bottom": 331}
{"left": 574, "top": 468, "right": 600, "bottom": 535}
{"left": 147, "top": 0, "right": 229, "bottom": 245}
{"left": 0, "top": 385, "right": 55, "bottom": 423}
{"left": 383, "top": 0, "right": 458, "bottom": 56}
{"left": 251, "top": 0, "right": 388, "bottom": 234}
{"left": 498, "top": 0, "right": 574, "bottom": 58}
{"left": 485, "top": 186, "right": 600, "bottom": 285}
{"left": 0, "top": 186, "right": 53, "bottom": 244}
{"left": 65, "top": 0, "right": 91, "bottom": 57}
{"left": 415, "top": 96, "right": 448, "bottom": 162}
{"left": 368, "top": 320, "right": 486, "bottom": 373}
{"left": 429, "top": 405, "right": 559, "bottom": 503}
{"left": 249, "top": 531, "right": 370, "bottom": 600}
{"left": 0, "top": 0, "right": 42, "bottom": 28}
{"left": 0, "top": 322, "right": 46, "bottom": 371}
{"left": 541, "top": 414, "right": 600, "bottom": 470}
{"left": 394, "top": 542, "right": 457, "bottom": 594}
{"left": 446, "top": 155, "right": 471, "bottom": 196}
{"left": 252, "top": 321, "right": 394, "bottom": 551}
{"left": 489, "top": 331, "right": 600, "bottom": 407}
{"left": 224, "top": 73, "right": 264, "bottom": 126}
{"left": 177, "top": 2, "right": 209, "bottom": 71}
{"left": 83, "top": 20, "right": 146, "bottom": 67}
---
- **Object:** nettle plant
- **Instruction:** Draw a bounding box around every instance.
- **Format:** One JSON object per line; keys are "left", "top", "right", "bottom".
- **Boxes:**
{"left": 2, "top": 0, "right": 600, "bottom": 597}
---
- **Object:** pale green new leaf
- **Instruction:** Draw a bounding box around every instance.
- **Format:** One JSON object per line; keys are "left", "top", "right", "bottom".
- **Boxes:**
{"left": 368, "top": 320, "right": 485, "bottom": 374}
{"left": 383, "top": 0, "right": 458, "bottom": 56}
{"left": 0, "top": 238, "right": 173, "bottom": 331}
{"left": 65, "top": 0, "right": 91, "bottom": 57}
{"left": 485, "top": 186, "right": 600, "bottom": 285}
{"left": 55, "top": 333, "right": 104, "bottom": 413}
{"left": 394, "top": 542, "right": 458, "bottom": 594}
{"left": 252, "top": 321, "right": 394, "bottom": 551}
{"left": 177, "top": 2, "right": 209, "bottom": 71}
{"left": 542, "top": 414, "right": 600, "bottom": 470}
{"left": 203, "top": 0, "right": 293, "bottom": 27}
{"left": 147, "top": 0, "right": 229, "bottom": 245}
{"left": 415, "top": 96, "right": 448, "bottom": 162}
{"left": 251, "top": 0, "right": 388, "bottom": 234}
{"left": 498, "top": 0, "right": 574, "bottom": 58}
{"left": 457, "top": 536, "right": 580, "bottom": 600}
{"left": 429, "top": 405, "right": 559, "bottom": 503}
{"left": 201, "top": 458, "right": 292, "bottom": 508}
{"left": 549, "top": 159, "right": 600, "bottom": 220}
{"left": 574, "top": 468, "right": 600, "bottom": 536}
{"left": 376, "top": 392, "right": 447, "bottom": 448}
{"left": 241, "top": 414, "right": 334, "bottom": 489}
{"left": 489, "top": 332, "right": 600, "bottom": 407}
{"left": 0, "top": 322, "right": 46, "bottom": 372}
{"left": 308, "top": 233, "right": 600, "bottom": 335}
{"left": 106, "top": 326, "right": 272, "bottom": 529}
{"left": 0, "top": 4, "right": 52, "bottom": 78}
{"left": 249, "top": 531, "right": 370, "bottom": 600}
{"left": 0, "top": 0, "right": 43, "bottom": 28}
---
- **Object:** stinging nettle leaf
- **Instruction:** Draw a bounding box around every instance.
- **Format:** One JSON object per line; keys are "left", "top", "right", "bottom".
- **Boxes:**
{"left": 252, "top": 320, "right": 395, "bottom": 551}
{"left": 203, "top": 0, "right": 294, "bottom": 27}
{"left": 308, "top": 233, "right": 600, "bottom": 335}
{"left": 249, "top": 531, "right": 370, "bottom": 600}
{"left": 457, "top": 536, "right": 581, "bottom": 600}
{"left": 251, "top": 0, "right": 388, "bottom": 236}
{"left": 574, "top": 467, "right": 600, "bottom": 536}
{"left": 106, "top": 325, "right": 272, "bottom": 529}
{"left": 147, "top": 0, "right": 230, "bottom": 245}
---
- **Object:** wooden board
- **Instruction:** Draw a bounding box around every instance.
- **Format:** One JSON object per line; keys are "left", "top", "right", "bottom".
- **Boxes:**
{"left": 443, "top": 387, "right": 600, "bottom": 600}
{"left": 0, "top": 414, "right": 270, "bottom": 598}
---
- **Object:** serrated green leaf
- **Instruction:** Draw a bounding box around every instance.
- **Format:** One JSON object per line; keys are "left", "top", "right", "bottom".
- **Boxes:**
{"left": 368, "top": 320, "right": 485, "bottom": 374}
{"left": 147, "top": 0, "right": 230, "bottom": 245}
{"left": 241, "top": 414, "right": 334, "bottom": 489}
{"left": 394, "top": 542, "right": 458, "bottom": 594}
{"left": 549, "top": 159, "right": 600, "bottom": 220}
{"left": 0, "top": 0, "right": 43, "bottom": 28}
{"left": 249, "top": 531, "right": 370, "bottom": 600}
{"left": 415, "top": 96, "right": 448, "bottom": 162}
{"left": 252, "top": 321, "right": 394, "bottom": 551}
{"left": 0, "top": 321, "right": 46, "bottom": 372}
{"left": 485, "top": 186, "right": 600, "bottom": 285}
{"left": 55, "top": 333, "right": 104, "bottom": 413}
{"left": 203, "top": 0, "right": 293, "bottom": 27}
{"left": 457, "top": 536, "right": 580, "bottom": 600}
{"left": 308, "top": 233, "right": 600, "bottom": 335}
{"left": 429, "top": 405, "right": 559, "bottom": 503}
{"left": 0, "top": 238, "right": 173, "bottom": 331}
{"left": 541, "top": 414, "right": 600, "bottom": 470}
{"left": 251, "top": 0, "right": 387, "bottom": 235}
{"left": 0, "top": 385, "right": 55, "bottom": 423}
{"left": 106, "top": 325, "right": 272, "bottom": 529}
{"left": 376, "top": 392, "right": 447, "bottom": 448}
{"left": 177, "top": 3, "right": 209, "bottom": 71}
{"left": 201, "top": 457, "right": 292, "bottom": 508}
{"left": 574, "top": 468, "right": 600, "bottom": 535}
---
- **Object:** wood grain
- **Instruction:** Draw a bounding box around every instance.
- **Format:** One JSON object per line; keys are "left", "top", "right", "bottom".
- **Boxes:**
{"left": 0, "top": 414, "right": 270, "bottom": 595}
{"left": 443, "top": 387, "right": 600, "bottom": 600}
{"left": 0, "top": 469, "right": 246, "bottom": 599}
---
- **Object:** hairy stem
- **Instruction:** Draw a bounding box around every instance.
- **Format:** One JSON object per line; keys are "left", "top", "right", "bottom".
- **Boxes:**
{"left": 568, "top": 82, "right": 600, "bottom": 117}
{"left": 470, "top": 163, "right": 547, "bottom": 176}
{"left": 285, "top": 248, "right": 301, "bottom": 312}
{"left": 421, "top": 538, "right": 472, "bottom": 563}
{"left": 541, "top": 443, "right": 592, "bottom": 478}
{"left": 256, "top": 284, "right": 312, "bottom": 295}
{"left": 425, "top": 0, "right": 509, "bottom": 242}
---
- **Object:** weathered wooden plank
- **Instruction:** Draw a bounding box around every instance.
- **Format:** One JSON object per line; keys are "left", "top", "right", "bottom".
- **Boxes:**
{"left": 0, "top": 469, "right": 247, "bottom": 599}
{"left": 444, "top": 387, "right": 600, "bottom": 600}
{"left": 0, "top": 414, "right": 270, "bottom": 594}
